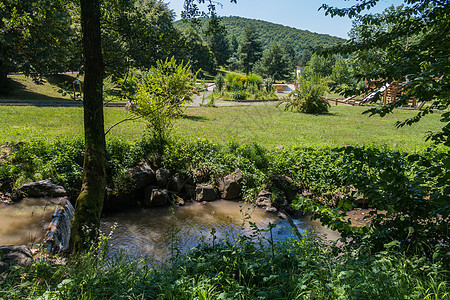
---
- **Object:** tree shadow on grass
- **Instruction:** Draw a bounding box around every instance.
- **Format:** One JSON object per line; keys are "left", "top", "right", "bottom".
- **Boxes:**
{"left": 45, "top": 74, "right": 81, "bottom": 88}
{"left": 316, "top": 112, "right": 338, "bottom": 117}
{"left": 180, "top": 115, "right": 208, "bottom": 121}
{"left": 2, "top": 78, "right": 69, "bottom": 101}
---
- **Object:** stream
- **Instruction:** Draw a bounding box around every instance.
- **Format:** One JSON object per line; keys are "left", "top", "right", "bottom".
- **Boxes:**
{"left": 100, "top": 200, "right": 340, "bottom": 261}
{"left": 0, "top": 198, "right": 59, "bottom": 246}
{"left": 1, "top": 199, "right": 339, "bottom": 259}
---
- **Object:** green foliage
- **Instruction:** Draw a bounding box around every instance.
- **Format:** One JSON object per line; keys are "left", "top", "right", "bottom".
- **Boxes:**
{"left": 278, "top": 75, "right": 330, "bottom": 114}
{"left": 1, "top": 134, "right": 448, "bottom": 264}
{"left": 131, "top": 57, "right": 197, "bottom": 142}
{"left": 292, "top": 146, "right": 449, "bottom": 263}
{"left": 231, "top": 90, "right": 247, "bottom": 101}
{"left": 0, "top": 139, "right": 84, "bottom": 199}
{"left": 214, "top": 73, "right": 225, "bottom": 92}
{"left": 0, "top": 0, "right": 79, "bottom": 94}
{"left": 302, "top": 53, "right": 336, "bottom": 79}
{"left": 254, "top": 42, "right": 293, "bottom": 81}
{"left": 236, "top": 25, "right": 263, "bottom": 74}
{"left": 0, "top": 232, "right": 447, "bottom": 299}
{"left": 320, "top": 0, "right": 450, "bottom": 145}
{"left": 101, "top": 0, "right": 179, "bottom": 78}
{"left": 174, "top": 16, "right": 345, "bottom": 63}
{"left": 263, "top": 77, "right": 274, "bottom": 93}
{"left": 217, "top": 73, "right": 272, "bottom": 100}
{"left": 225, "top": 73, "right": 244, "bottom": 84}
{"left": 246, "top": 74, "right": 263, "bottom": 87}
{"left": 229, "top": 34, "right": 239, "bottom": 54}
{"left": 204, "top": 17, "right": 231, "bottom": 67}
{"left": 177, "top": 26, "right": 215, "bottom": 75}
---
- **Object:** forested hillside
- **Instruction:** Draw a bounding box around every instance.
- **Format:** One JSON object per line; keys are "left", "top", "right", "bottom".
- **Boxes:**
{"left": 175, "top": 16, "right": 346, "bottom": 58}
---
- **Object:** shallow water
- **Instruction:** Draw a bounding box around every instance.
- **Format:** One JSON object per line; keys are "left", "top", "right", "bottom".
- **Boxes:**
{"left": 0, "top": 198, "right": 59, "bottom": 246}
{"left": 100, "top": 200, "right": 340, "bottom": 261}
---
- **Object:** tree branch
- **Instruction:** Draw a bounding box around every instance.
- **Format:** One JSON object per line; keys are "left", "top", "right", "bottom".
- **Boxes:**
{"left": 105, "top": 116, "right": 142, "bottom": 136}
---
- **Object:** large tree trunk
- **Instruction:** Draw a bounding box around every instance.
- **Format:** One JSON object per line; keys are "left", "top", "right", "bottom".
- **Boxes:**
{"left": 0, "top": 59, "right": 8, "bottom": 95}
{"left": 69, "top": 0, "right": 106, "bottom": 253}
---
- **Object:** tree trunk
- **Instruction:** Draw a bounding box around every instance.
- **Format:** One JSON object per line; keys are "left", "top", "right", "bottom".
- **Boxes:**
{"left": 0, "top": 59, "right": 8, "bottom": 95}
{"left": 69, "top": 0, "right": 106, "bottom": 253}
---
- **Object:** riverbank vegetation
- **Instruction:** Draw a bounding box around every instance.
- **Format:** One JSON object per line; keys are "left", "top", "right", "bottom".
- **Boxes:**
{"left": 1, "top": 136, "right": 448, "bottom": 252}
{"left": 1, "top": 231, "right": 447, "bottom": 299}
{"left": 1, "top": 0, "right": 448, "bottom": 298}
{"left": 1, "top": 136, "right": 448, "bottom": 298}
{"left": 1, "top": 104, "right": 448, "bottom": 298}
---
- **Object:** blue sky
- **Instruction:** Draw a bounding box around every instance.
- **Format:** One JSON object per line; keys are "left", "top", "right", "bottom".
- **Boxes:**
{"left": 166, "top": 0, "right": 404, "bottom": 39}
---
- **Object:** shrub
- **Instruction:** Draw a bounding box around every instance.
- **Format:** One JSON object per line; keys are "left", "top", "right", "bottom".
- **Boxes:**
{"left": 225, "top": 81, "right": 243, "bottom": 92}
{"left": 130, "top": 57, "right": 197, "bottom": 142}
{"left": 278, "top": 75, "right": 330, "bottom": 114}
{"left": 264, "top": 77, "right": 275, "bottom": 93}
{"left": 225, "top": 73, "right": 243, "bottom": 83}
{"left": 214, "top": 73, "right": 224, "bottom": 92}
{"left": 246, "top": 74, "right": 263, "bottom": 87}
{"left": 232, "top": 90, "right": 247, "bottom": 100}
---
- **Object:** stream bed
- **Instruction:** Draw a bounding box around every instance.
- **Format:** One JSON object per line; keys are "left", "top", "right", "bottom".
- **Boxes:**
{"left": 0, "top": 198, "right": 59, "bottom": 246}
{"left": 100, "top": 200, "right": 339, "bottom": 261}
{"left": 1, "top": 198, "right": 339, "bottom": 259}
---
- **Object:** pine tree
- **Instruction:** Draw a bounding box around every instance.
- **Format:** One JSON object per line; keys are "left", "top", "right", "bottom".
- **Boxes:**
{"left": 236, "top": 25, "right": 262, "bottom": 74}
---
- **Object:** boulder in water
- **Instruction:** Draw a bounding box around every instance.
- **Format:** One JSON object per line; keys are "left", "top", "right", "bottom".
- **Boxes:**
{"left": 130, "top": 162, "right": 156, "bottom": 190}
{"left": 14, "top": 179, "right": 66, "bottom": 200}
{"left": 168, "top": 173, "right": 185, "bottom": 193}
{"left": 143, "top": 188, "right": 169, "bottom": 207}
{"left": 0, "top": 245, "right": 33, "bottom": 276}
{"left": 217, "top": 169, "right": 243, "bottom": 200}
{"left": 255, "top": 190, "right": 272, "bottom": 208}
{"left": 156, "top": 168, "right": 171, "bottom": 188}
{"left": 195, "top": 184, "right": 216, "bottom": 202}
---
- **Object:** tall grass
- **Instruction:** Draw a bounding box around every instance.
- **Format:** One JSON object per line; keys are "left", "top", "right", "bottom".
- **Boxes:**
{"left": 0, "top": 231, "right": 447, "bottom": 299}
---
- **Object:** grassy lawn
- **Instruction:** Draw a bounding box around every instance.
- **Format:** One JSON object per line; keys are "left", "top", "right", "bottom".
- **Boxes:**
{"left": 174, "top": 104, "right": 441, "bottom": 150}
{"left": 0, "top": 104, "right": 442, "bottom": 151}
{"left": 2, "top": 74, "right": 83, "bottom": 101}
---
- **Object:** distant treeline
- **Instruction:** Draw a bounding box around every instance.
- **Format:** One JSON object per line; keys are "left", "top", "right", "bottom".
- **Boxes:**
{"left": 174, "top": 16, "right": 346, "bottom": 61}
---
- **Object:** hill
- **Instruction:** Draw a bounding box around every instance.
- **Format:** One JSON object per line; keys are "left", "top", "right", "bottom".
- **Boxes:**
{"left": 174, "top": 16, "right": 346, "bottom": 58}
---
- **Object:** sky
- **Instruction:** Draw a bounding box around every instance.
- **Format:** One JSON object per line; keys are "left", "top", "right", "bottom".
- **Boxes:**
{"left": 166, "top": 0, "right": 404, "bottom": 39}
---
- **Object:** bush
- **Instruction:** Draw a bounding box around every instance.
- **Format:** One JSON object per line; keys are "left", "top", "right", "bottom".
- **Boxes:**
{"left": 1, "top": 232, "right": 447, "bottom": 299}
{"left": 225, "top": 73, "right": 245, "bottom": 84}
{"left": 130, "top": 57, "right": 196, "bottom": 142}
{"left": 278, "top": 75, "right": 330, "bottom": 114}
{"left": 232, "top": 90, "right": 247, "bottom": 100}
{"left": 264, "top": 77, "right": 274, "bottom": 93}
{"left": 214, "top": 73, "right": 224, "bottom": 92}
{"left": 225, "top": 81, "right": 243, "bottom": 92}
{"left": 246, "top": 74, "right": 263, "bottom": 87}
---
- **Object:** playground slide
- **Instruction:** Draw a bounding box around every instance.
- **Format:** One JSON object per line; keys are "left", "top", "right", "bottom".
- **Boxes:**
{"left": 356, "top": 84, "right": 389, "bottom": 105}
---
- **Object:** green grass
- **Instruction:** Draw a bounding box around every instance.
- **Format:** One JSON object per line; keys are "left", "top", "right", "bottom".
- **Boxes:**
{"left": 0, "top": 104, "right": 442, "bottom": 151}
{"left": 177, "top": 104, "right": 442, "bottom": 151}
{"left": 3, "top": 74, "right": 82, "bottom": 101}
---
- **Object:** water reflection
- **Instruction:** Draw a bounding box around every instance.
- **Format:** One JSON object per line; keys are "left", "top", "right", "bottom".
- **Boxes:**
{"left": 100, "top": 200, "right": 340, "bottom": 261}
{"left": 0, "top": 198, "right": 58, "bottom": 246}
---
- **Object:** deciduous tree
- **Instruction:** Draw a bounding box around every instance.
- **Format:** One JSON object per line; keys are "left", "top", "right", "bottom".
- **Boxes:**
{"left": 320, "top": 0, "right": 450, "bottom": 145}
{"left": 69, "top": 0, "right": 106, "bottom": 253}
{"left": 0, "top": 0, "right": 77, "bottom": 94}
{"left": 254, "top": 42, "right": 290, "bottom": 80}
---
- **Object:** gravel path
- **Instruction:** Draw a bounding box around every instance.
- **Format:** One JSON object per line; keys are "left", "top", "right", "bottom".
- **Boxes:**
{"left": 0, "top": 82, "right": 287, "bottom": 107}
